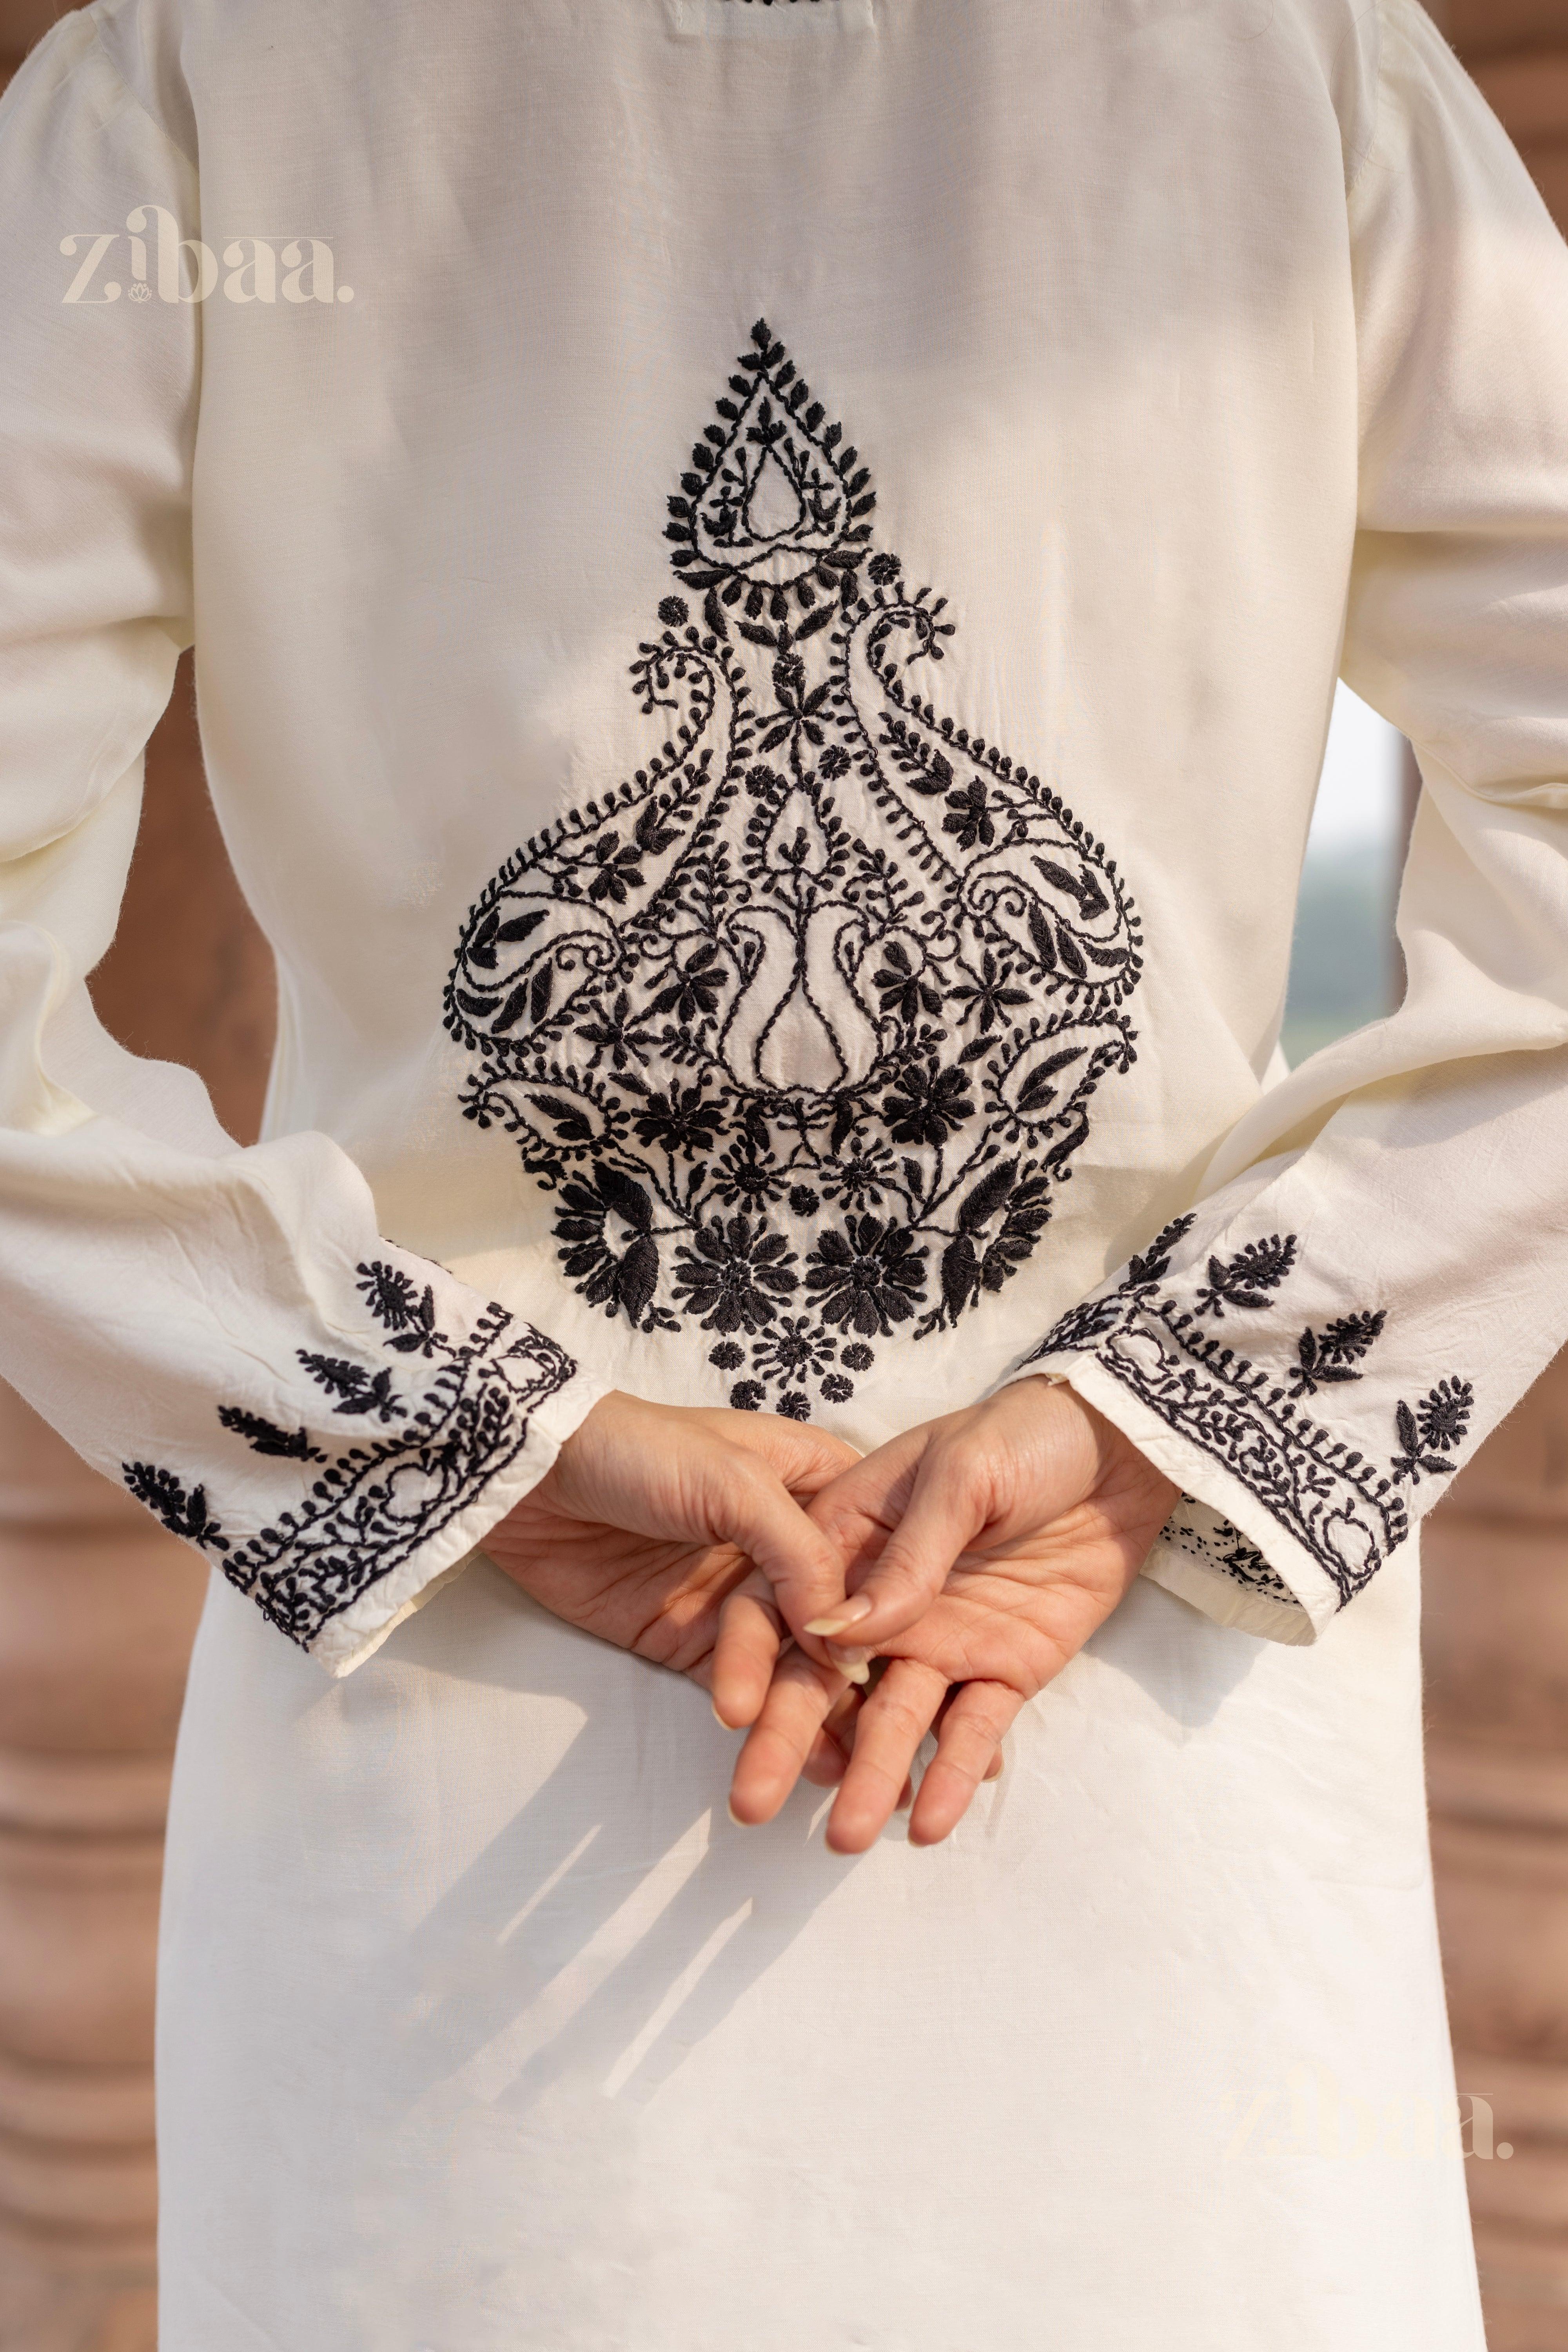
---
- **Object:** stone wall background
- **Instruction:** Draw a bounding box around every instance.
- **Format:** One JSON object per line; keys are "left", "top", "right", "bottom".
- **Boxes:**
{"left": 3, "top": 3, "right": 1568, "bottom": 2347}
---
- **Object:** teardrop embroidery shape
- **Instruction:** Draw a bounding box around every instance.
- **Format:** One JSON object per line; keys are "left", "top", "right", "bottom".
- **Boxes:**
{"left": 445, "top": 317, "right": 1143, "bottom": 1413}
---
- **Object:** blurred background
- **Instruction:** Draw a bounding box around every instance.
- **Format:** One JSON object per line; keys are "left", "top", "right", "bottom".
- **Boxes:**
{"left": 2, "top": 1, "right": 1568, "bottom": 2346}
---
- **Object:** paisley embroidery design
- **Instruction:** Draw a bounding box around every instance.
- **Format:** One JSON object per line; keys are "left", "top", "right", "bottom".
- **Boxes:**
{"left": 1030, "top": 1215, "right": 1475, "bottom": 1610}
{"left": 446, "top": 319, "right": 1142, "bottom": 1412}
{"left": 123, "top": 1259, "right": 577, "bottom": 1653}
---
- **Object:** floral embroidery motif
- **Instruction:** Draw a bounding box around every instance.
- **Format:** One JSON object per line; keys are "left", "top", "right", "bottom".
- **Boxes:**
{"left": 1390, "top": 1377, "right": 1474, "bottom": 1485}
{"left": 1289, "top": 1310, "right": 1386, "bottom": 1398}
{"left": 446, "top": 319, "right": 1142, "bottom": 1410}
{"left": 1192, "top": 1234, "right": 1298, "bottom": 1319}
{"left": 1029, "top": 1219, "right": 1474, "bottom": 1610}
{"left": 124, "top": 1259, "right": 577, "bottom": 1651}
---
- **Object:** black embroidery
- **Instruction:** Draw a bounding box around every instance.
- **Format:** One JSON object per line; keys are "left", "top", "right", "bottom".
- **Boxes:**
{"left": 215, "top": 1406, "right": 326, "bottom": 1464}
{"left": 1289, "top": 1309, "right": 1386, "bottom": 1398}
{"left": 1031, "top": 1223, "right": 1475, "bottom": 1610}
{"left": 124, "top": 1463, "right": 227, "bottom": 1550}
{"left": 124, "top": 1265, "right": 577, "bottom": 1652}
{"left": 446, "top": 319, "right": 1142, "bottom": 1409}
{"left": 1161, "top": 1497, "right": 1299, "bottom": 1611}
{"left": 1126, "top": 1213, "right": 1194, "bottom": 1289}
{"left": 1031, "top": 1280, "right": 1406, "bottom": 1605}
{"left": 1390, "top": 1377, "right": 1474, "bottom": 1485}
{"left": 1192, "top": 1234, "right": 1298, "bottom": 1319}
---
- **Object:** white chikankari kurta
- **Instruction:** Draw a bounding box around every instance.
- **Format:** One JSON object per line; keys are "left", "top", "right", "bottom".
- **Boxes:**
{"left": 0, "top": 0, "right": 1561, "bottom": 2338}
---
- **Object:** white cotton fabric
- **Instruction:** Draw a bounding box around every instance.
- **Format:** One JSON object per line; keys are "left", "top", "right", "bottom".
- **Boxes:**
{"left": 1, "top": 0, "right": 1560, "bottom": 2338}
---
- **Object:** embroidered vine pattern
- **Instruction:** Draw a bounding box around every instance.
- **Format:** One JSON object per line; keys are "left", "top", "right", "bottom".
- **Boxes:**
{"left": 123, "top": 1259, "right": 577, "bottom": 1650}
{"left": 1029, "top": 1217, "right": 1474, "bottom": 1608}
{"left": 445, "top": 319, "right": 1142, "bottom": 1413}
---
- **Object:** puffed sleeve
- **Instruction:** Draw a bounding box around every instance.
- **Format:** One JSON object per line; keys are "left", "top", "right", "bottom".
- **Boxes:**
{"left": 1008, "top": 0, "right": 1568, "bottom": 1646}
{"left": 0, "top": 7, "right": 606, "bottom": 1675}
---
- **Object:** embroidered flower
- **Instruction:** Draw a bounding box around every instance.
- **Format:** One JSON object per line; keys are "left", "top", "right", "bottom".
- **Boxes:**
{"left": 873, "top": 941, "right": 943, "bottom": 1025}
{"left": 297, "top": 1353, "right": 407, "bottom": 1424}
{"left": 648, "top": 943, "right": 726, "bottom": 1027}
{"left": 948, "top": 950, "right": 1028, "bottom": 1033}
{"left": 672, "top": 1215, "right": 800, "bottom": 1334}
{"left": 883, "top": 1059, "right": 976, "bottom": 1149}
{"left": 805, "top": 1217, "right": 928, "bottom": 1336}
{"left": 576, "top": 989, "right": 660, "bottom": 1072}
{"left": 586, "top": 833, "right": 646, "bottom": 905}
{"left": 823, "top": 1141, "right": 898, "bottom": 1211}
{"left": 630, "top": 1081, "right": 723, "bottom": 1158}
{"left": 751, "top": 1315, "right": 838, "bottom": 1387}
{"left": 712, "top": 1139, "right": 789, "bottom": 1209}
{"left": 1392, "top": 1376, "right": 1475, "bottom": 1483}
{"left": 943, "top": 779, "right": 995, "bottom": 851}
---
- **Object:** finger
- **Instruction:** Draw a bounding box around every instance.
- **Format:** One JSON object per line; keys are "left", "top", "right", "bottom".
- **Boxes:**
{"left": 724, "top": 1455, "right": 864, "bottom": 1648}
{"left": 811, "top": 1449, "right": 981, "bottom": 1651}
{"left": 710, "top": 1570, "right": 788, "bottom": 1730}
{"left": 799, "top": 1686, "right": 863, "bottom": 1788}
{"left": 714, "top": 1412, "right": 863, "bottom": 1499}
{"left": 907, "top": 1682, "right": 1024, "bottom": 1847}
{"left": 728, "top": 1646, "right": 846, "bottom": 1827}
{"left": 824, "top": 1659, "right": 950, "bottom": 1855}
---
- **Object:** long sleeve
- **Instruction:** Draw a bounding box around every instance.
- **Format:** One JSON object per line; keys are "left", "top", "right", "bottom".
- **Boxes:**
{"left": 1008, "top": 0, "right": 1568, "bottom": 1646}
{"left": 0, "top": 9, "right": 605, "bottom": 1674}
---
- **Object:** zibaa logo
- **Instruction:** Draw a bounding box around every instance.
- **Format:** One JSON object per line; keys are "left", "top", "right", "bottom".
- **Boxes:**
{"left": 60, "top": 207, "right": 353, "bottom": 304}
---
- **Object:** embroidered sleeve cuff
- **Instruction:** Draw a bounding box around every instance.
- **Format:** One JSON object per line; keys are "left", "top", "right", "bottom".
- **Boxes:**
{"left": 119, "top": 1246, "right": 608, "bottom": 1677}
{"left": 1001, "top": 1209, "right": 1471, "bottom": 1646}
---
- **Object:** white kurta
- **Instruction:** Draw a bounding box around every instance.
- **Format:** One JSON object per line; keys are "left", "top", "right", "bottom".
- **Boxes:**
{"left": 1, "top": 0, "right": 1563, "bottom": 2338}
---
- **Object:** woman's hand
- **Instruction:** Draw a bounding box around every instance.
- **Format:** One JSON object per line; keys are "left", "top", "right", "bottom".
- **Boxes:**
{"left": 481, "top": 1394, "right": 863, "bottom": 1781}
{"left": 715, "top": 1379, "right": 1180, "bottom": 1852}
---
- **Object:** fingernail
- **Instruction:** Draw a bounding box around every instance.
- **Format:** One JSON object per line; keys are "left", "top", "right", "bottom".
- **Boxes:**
{"left": 711, "top": 1697, "right": 729, "bottom": 1727}
{"left": 827, "top": 1644, "right": 871, "bottom": 1670}
{"left": 803, "top": 1595, "right": 873, "bottom": 1639}
{"left": 839, "top": 1659, "right": 871, "bottom": 1686}
{"left": 726, "top": 1798, "right": 745, "bottom": 1826}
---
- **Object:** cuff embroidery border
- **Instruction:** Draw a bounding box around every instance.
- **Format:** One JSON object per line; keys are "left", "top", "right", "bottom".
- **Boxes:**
{"left": 123, "top": 1267, "right": 577, "bottom": 1653}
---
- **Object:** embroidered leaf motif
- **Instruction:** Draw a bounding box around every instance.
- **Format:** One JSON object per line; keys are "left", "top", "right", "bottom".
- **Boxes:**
{"left": 1289, "top": 1308, "right": 1387, "bottom": 1397}
{"left": 1193, "top": 1233, "right": 1299, "bottom": 1319}
{"left": 216, "top": 1406, "right": 326, "bottom": 1463}
{"left": 297, "top": 1352, "right": 407, "bottom": 1423}
{"left": 1391, "top": 1376, "right": 1475, "bottom": 1485}
{"left": 1125, "top": 1213, "right": 1196, "bottom": 1290}
{"left": 124, "top": 1462, "right": 229, "bottom": 1552}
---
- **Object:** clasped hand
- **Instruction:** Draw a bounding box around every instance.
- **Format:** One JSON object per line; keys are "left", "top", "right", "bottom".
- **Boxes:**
{"left": 482, "top": 1381, "right": 1178, "bottom": 1855}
